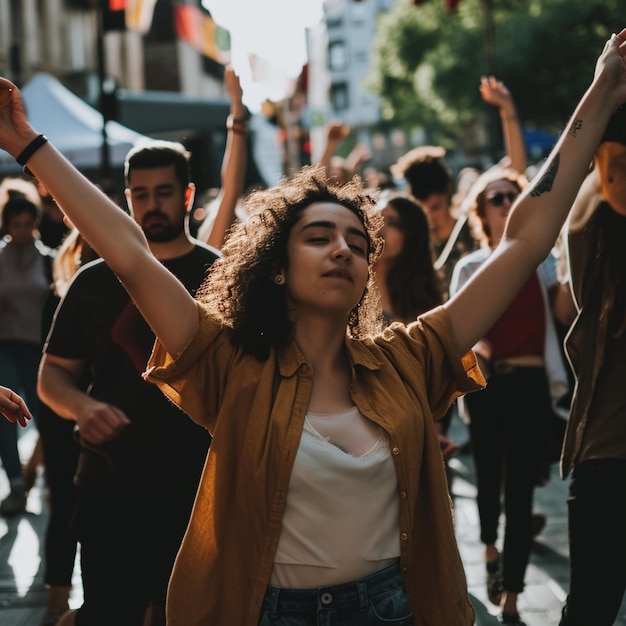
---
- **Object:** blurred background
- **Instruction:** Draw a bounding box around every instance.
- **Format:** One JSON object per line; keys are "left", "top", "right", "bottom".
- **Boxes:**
{"left": 0, "top": 0, "right": 621, "bottom": 199}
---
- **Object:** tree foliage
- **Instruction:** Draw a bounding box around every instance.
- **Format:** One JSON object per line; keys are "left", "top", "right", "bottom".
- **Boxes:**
{"left": 365, "top": 0, "right": 622, "bottom": 148}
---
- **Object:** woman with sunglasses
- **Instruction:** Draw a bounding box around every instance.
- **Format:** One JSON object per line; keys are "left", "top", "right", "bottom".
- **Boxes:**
{"left": 449, "top": 168, "right": 570, "bottom": 626}
{"left": 0, "top": 30, "right": 624, "bottom": 626}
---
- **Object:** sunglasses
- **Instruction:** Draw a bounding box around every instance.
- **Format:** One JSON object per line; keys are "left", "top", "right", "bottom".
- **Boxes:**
{"left": 485, "top": 191, "right": 518, "bottom": 207}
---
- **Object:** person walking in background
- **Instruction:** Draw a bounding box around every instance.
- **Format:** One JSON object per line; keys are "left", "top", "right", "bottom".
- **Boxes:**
{"left": 558, "top": 102, "right": 626, "bottom": 626}
{"left": 391, "top": 144, "right": 477, "bottom": 293}
{"left": 37, "top": 226, "right": 98, "bottom": 626}
{"left": 449, "top": 167, "right": 570, "bottom": 625}
{"left": 0, "top": 179, "right": 53, "bottom": 516}
{"left": 0, "top": 29, "right": 622, "bottom": 626}
{"left": 374, "top": 193, "right": 444, "bottom": 325}
{"left": 373, "top": 193, "right": 458, "bottom": 460}
{"left": 388, "top": 147, "right": 478, "bottom": 486}
{"left": 37, "top": 140, "right": 219, "bottom": 626}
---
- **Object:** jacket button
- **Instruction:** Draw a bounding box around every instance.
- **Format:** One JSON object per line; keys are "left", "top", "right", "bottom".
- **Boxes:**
{"left": 392, "top": 447, "right": 400, "bottom": 455}
{"left": 401, "top": 532, "right": 408, "bottom": 541}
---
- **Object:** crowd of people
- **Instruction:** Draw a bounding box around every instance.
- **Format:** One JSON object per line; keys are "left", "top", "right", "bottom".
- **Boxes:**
{"left": 0, "top": 28, "right": 624, "bottom": 626}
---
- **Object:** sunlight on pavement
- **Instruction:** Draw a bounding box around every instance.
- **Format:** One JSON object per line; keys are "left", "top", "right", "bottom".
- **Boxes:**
{"left": 6, "top": 520, "right": 41, "bottom": 597}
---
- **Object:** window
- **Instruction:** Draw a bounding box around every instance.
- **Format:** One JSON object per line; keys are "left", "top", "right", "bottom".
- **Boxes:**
{"left": 328, "top": 41, "right": 347, "bottom": 72}
{"left": 331, "top": 82, "right": 349, "bottom": 112}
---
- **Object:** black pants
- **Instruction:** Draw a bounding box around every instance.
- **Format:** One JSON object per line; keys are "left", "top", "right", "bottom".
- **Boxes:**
{"left": 465, "top": 366, "right": 551, "bottom": 593}
{"left": 73, "top": 479, "right": 199, "bottom": 626}
{"left": 559, "top": 459, "right": 626, "bottom": 626}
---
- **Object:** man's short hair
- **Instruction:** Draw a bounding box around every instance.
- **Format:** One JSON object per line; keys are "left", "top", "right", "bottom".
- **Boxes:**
{"left": 124, "top": 140, "right": 192, "bottom": 189}
{"left": 391, "top": 146, "right": 452, "bottom": 201}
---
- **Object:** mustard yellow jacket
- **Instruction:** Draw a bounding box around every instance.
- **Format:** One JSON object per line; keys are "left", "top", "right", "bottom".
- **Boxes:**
{"left": 145, "top": 303, "right": 484, "bottom": 626}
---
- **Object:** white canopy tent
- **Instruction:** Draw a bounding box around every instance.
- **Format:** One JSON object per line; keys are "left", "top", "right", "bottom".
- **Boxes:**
{"left": 0, "top": 73, "right": 150, "bottom": 174}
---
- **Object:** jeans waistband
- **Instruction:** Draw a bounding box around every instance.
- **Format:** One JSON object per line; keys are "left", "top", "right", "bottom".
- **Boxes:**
{"left": 263, "top": 560, "right": 404, "bottom": 613}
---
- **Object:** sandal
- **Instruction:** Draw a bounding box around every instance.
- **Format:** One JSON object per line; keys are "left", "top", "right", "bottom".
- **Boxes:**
{"left": 486, "top": 555, "right": 503, "bottom": 605}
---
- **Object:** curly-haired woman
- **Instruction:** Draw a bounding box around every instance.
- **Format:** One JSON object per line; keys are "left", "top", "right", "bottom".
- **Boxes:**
{"left": 0, "top": 30, "right": 624, "bottom": 625}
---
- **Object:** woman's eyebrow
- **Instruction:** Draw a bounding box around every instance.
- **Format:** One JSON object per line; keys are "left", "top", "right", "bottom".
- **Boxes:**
{"left": 301, "top": 220, "right": 368, "bottom": 242}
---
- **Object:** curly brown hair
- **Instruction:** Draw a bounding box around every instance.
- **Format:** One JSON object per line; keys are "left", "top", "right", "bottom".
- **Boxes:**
{"left": 196, "top": 165, "right": 385, "bottom": 360}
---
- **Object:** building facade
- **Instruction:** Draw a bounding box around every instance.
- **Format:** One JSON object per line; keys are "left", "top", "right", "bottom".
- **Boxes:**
{"left": 0, "top": 0, "right": 233, "bottom": 189}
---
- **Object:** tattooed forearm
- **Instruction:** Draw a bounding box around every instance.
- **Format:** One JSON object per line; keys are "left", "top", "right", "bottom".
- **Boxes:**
{"left": 568, "top": 117, "right": 584, "bottom": 137}
{"left": 530, "top": 154, "right": 560, "bottom": 197}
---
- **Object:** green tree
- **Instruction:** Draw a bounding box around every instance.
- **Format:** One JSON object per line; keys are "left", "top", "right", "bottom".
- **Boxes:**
{"left": 366, "top": 0, "right": 621, "bottom": 153}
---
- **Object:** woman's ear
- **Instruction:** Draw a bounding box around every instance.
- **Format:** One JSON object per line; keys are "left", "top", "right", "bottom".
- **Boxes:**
{"left": 274, "top": 271, "right": 285, "bottom": 285}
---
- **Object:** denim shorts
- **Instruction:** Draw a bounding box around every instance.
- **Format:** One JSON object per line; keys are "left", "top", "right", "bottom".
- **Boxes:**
{"left": 258, "top": 561, "right": 414, "bottom": 625}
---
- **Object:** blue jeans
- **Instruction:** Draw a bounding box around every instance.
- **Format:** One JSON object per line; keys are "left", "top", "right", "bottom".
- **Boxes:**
{"left": 258, "top": 561, "right": 414, "bottom": 626}
{"left": 0, "top": 341, "right": 41, "bottom": 482}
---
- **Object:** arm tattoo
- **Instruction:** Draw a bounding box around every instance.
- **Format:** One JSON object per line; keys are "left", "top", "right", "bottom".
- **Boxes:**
{"left": 568, "top": 117, "right": 583, "bottom": 137}
{"left": 530, "top": 154, "right": 560, "bottom": 197}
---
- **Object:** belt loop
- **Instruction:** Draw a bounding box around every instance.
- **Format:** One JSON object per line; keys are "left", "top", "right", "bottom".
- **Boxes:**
{"left": 269, "top": 587, "right": 280, "bottom": 618}
{"left": 357, "top": 579, "right": 368, "bottom": 612}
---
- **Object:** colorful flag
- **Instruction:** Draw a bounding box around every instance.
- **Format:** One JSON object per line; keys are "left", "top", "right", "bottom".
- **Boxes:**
{"left": 173, "top": 4, "right": 231, "bottom": 65}
{"left": 125, "top": 0, "right": 157, "bottom": 34}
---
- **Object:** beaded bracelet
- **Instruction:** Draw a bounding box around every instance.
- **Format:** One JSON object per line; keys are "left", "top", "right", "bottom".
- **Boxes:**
{"left": 16, "top": 134, "right": 48, "bottom": 167}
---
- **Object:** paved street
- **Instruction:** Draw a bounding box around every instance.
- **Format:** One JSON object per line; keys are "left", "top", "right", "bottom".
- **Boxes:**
{"left": 449, "top": 414, "right": 626, "bottom": 626}
{"left": 0, "top": 416, "right": 624, "bottom": 625}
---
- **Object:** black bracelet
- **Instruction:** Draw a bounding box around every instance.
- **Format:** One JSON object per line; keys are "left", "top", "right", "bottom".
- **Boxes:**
{"left": 16, "top": 134, "right": 48, "bottom": 166}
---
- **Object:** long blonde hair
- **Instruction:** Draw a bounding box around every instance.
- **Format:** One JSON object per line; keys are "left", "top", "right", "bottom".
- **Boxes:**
{"left": 52, "top": 228, "right": 98, "bottom": 298}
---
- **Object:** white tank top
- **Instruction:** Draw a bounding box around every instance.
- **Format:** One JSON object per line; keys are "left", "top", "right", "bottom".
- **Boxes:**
{"left": 271, "top": 406, "right": 401, "bottom": 588}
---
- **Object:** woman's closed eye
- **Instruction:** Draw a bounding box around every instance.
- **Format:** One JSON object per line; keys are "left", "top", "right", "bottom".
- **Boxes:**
{"left": 348, "top": 242, "right": 367, "bottom": 255}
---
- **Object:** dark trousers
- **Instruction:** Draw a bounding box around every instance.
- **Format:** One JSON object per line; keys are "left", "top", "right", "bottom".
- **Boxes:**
{"left": 73, "top": 478, "right": 199, "bottom": 626}
{"left": 465, "top": 366, "right": 552, "bottom": 593}
{"left": 38, "top": 403, "right": 80, "bottom": 586}
{"left": 559, "top": 459, "right": 626, "bottom": 626}
{"left": 0, "top": 341, "right": 41, "bottom": 481}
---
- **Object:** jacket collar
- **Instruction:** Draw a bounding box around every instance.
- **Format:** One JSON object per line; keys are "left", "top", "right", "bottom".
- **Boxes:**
{"left": 276, "top": 334, "right": 382, "bottom": 377}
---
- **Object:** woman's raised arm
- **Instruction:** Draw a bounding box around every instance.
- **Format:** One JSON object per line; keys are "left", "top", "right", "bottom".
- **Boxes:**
{"left": 446, "top": 30, "right": 626, "bottom": 354}
{"left": 0, "top": 79, "right": 199, "bottom": 357}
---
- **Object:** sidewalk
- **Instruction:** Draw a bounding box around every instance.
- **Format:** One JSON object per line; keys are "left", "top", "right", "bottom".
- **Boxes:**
{"left": 0, "top": 423, "right": 81, "bottom": 626}
{"left": 448, "top": 415, "right": 626, "bottom": 626}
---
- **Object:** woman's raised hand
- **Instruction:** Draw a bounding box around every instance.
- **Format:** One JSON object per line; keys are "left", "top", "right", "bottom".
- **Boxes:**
{"left": 593, "top": 29, "right": 626, "bottom": 112}
{"left": 0, "top": 78, "right": 39, "bottom": 158}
